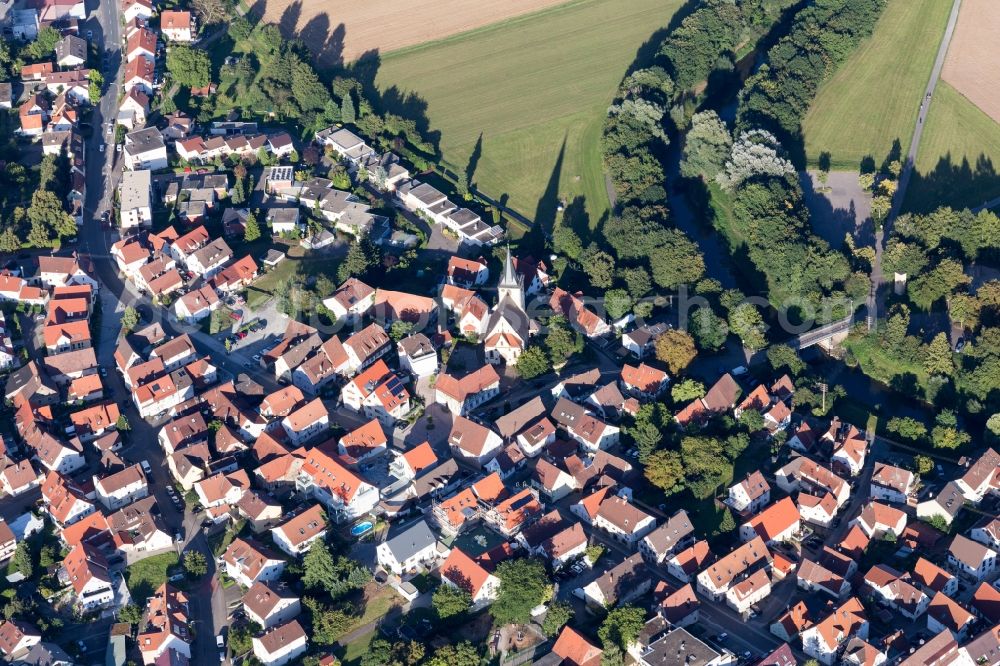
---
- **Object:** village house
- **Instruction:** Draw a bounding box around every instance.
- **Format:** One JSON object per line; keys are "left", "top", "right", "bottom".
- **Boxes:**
{"left": 956, "top": 448, "right": 1000, "bottom": 504}
{"left": 244, "top": 581, "right": 301, "bottom": 631}
{"left": 340, "top": 360, "right": 411, "bottom": 426}
{"left": 448, "top": 415, "right": 503, "bottom": 468}
{"left": 252, "top": 619, "right": 308, "bottom": 666}
{"left": 639, "top": 510, "right": 695, "bottom": 565}
{"left": 727, "top": 471, "right": 772, "bottom": 515}
{"left": 338, "top": 419, "right": 387, "bottom": 464}
{"left": 870, "top": 463, "right": 916, "bottom": 504}
{"left": 223, "top": 538, "right": 286, "bottom": 588}
{"left": 435, "top": 364, "right": 500, "bottom": 415}
{"left": 137, "top": 583, "right": 192, "bottom": 664}
{"left": 739, "top": 497, "right": 800, "bottom": 545}
{"left": 123, "top": 127, "right": 167, "bottom": 171}
{"left": 62, "top": 543, "right": 114, "bottom": 611}
{"left": 321, "top": 277, "right": 375, "bottom": 324}
{"left": 94, "top": 463, "right": 147, "bottom": 510}
{"left": 800, "top": 598, "right": 869, "bottom": 665}
{"left": 619, "top": 363, "right": 670, "bottom": 400}
{"left": 854, "top": 501, "right": 908, "bottom": 539}
{"left": 440, "top": 547, "right": 500, "bottom": 609}
{"left": 621, "top": 322, "right": 670, "bottom": 359}
{"left": 593, "top": 495, "right": 656, "bottom": 546}
{"left": 281, "top": 398, "right": 328, "bottom": 446}
{"left": 581, "top": 553, "right": 651, "bottom": 608}
{"left": 949, "top": 534, "right": 998, "bottom": 582}
{"left": 697, "top": 536, "right": 771, "bottom": 602}
{"left": 397, "top": 333, "right": 437, "bottom": 378}
{"left": 375, "top": 519, "right": 441, "bottom": 575}
{"left": 160, "top": 9, "right": 194, "bottom": 41}
{"left": 294, "top": 448, "right": 380, "bottom": 523}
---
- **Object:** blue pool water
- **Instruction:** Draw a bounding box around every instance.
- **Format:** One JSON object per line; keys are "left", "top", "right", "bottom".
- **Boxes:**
{"left": 351, "top": 521, "right": 374, "bottom": 537}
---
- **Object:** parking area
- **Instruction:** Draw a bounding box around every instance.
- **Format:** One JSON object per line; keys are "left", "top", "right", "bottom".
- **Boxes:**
{"left": 215, "top": 299, "right": 288, "bottom": 363}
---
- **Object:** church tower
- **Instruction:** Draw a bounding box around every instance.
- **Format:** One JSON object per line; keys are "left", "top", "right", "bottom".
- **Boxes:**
{"left": 497, "top": 246, "right": 524, "bottom": 310}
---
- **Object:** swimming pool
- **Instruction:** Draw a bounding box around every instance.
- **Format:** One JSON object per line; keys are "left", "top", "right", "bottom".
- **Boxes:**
{"left": 351, "top": 521, "right": 374, "bottom": 537}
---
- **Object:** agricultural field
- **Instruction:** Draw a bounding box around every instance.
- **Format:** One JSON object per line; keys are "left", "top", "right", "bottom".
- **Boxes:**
{"left": 905, "top": 81, "right": 1000, "bottom": 213}
{"left": 941, "top": 0, "right": 1000, "bottom": 126}
{"left": 375, "top": 0, "right": 684, "bottom": 227}
{"left": 255, "top": 0, "right": 573, "bottom": 65}
{"left": 801, "top": 0, "right": 952, "bottom": 169}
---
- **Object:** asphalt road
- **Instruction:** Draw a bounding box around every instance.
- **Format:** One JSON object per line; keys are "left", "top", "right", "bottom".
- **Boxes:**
{"left": 872, "top": 0, "right": 963, "bottom": 320}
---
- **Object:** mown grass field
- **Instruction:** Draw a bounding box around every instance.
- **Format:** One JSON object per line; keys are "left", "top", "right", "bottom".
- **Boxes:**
{"left": 375, "top": 0, "right": 684, "bottom": 227}
{"left": 125, "top": 552, "right": 179, "bottom": 602}
{"left": 906, "top": 81, "right": 1000, "bottom": 212}
{"left": 802, "top": 0, "right": 952, "bottom": 169}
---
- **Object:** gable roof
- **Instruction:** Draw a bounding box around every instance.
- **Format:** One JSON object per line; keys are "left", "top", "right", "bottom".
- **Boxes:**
{"left": 441, "top": 547, "right": 493, "bottom": 597}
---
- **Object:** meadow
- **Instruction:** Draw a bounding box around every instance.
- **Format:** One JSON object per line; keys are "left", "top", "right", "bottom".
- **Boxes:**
{"left": 801, "top": 0, "right": 952, "bottom": 169}
{"left": 905, "top": 81, "right": 1000, "bottom": 213}
{"left": 375, "top": 0, "right": 684, "bottom": 228}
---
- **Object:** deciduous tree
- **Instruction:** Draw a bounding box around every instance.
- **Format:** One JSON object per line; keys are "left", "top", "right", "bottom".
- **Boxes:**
{"left": 432, "top": 584, "right": 471, "bottom": 621}
{"left": 491, "top": 559, "right": 551, "bottom": 626}
{"left": 643, "top": 449, "right": 683, "bottom": 494}
{"left": 515, "top": 346, "right": 549, "bottom": 380}
{"left": 166, "top": 46, "right": 211, "bottom": 89}
{"left": 654, "top": 329, "right": 697, "bottom": 374}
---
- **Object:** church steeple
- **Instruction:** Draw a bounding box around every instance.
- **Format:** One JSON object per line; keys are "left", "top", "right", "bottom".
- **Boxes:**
{"left": 497, "top": 245, "right": 524, "bottom": 310}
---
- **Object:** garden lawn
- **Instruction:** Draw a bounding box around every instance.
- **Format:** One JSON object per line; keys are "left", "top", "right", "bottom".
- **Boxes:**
{"left": 375, "top": 0, "right": 685, "bottom": 227}
{"left": 125, "top": 552, "right": 179, "bottom": 602}
{"left": 802, "top": 0, "right": 952, "bottom": 169}
{"left": 905, "top": 81, "right": 1000, "bottom": 212}
{"left": 336, "top": 630, "right": 376, "bottom": 666}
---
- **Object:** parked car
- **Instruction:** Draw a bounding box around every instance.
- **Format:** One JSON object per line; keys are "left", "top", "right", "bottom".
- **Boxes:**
{"left": 140, "top": 460, "right": 152, "bottom": 474}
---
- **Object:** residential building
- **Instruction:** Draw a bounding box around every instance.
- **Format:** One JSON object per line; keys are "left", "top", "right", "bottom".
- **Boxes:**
{"left": 375, "top": 519, "right": 440, "bottom": 575}
{"left": 435, "top": 364, "right": 500, "bottom": 415}
{"left": 123, "top": 127, "right": 167, "bottom": 171}
{"left": 440, "top": 547, "right": 499, "bottom": 609}
{"left": 243, "top": 581, "right": 300, "bottom": 630}
{"left": 222, "top": 538, "right": 286, "bottom": 588}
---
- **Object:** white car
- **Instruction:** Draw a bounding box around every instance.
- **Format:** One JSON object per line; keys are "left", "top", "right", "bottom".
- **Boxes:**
{"left": 99, "top": 144, "right": 105, "bottom": 153}
{"left": 216, "top": 635, "right": 225, "bottom": 649}
{"left": 140, "top": 460, "right": 152, "bottom": 474}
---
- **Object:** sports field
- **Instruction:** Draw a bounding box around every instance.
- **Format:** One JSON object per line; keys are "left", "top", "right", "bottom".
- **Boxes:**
{"left": 375, "top": 0, "right": 683, "bottom": 227}
{"left": 801, "top": 0, "right": 952, "bottom": 169}
{"left": 904, "top": 81, "right": 1000, "bottom": 213}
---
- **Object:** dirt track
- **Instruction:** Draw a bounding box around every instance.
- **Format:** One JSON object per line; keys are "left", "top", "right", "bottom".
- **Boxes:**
{"left": 255, "top": 0, "right": 574, "bottom": 65}
{"left": 941, "top": 0, "right": 1000, "bottom": 123}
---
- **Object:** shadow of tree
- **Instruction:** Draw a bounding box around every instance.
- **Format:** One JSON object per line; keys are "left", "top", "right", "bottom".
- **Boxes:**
{"left": 465, "top": 132, "right": 483, "bottom": 188}
{"left": 277, "top": 0, "right": 302, "bottom": 42}
{"left": 905, "top": 152, "right": 1000, "bottom": 214}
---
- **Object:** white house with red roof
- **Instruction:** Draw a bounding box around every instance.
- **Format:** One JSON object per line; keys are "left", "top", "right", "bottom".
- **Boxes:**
{"left": 294, "top": 448, "right": 379, "bottom": 523}
{"left": 280, "top": 397, "right": 328, "bottom": 446}
{"left": 853, "top": 501, "right": 907, "bottom": 539}
{"left": 446, "top": 256, "right": 489, "bottom": 288}
{"left": 448, "top": 415, "right": 503, "bottom": 468}
{"left": 434, "top": 364, "right": 500, "bottom": 415}
{"left": 440, "top": 547, "right": 499, "bottom": 609}
{"left": 340, "top": 359, "right": 411, "bottom": 427}
{"left": 223, "top": 538, "right": 286, "bottom": 588}
{"left": 619, "top": 363, "right": 669, "bottom": 400}
{"left": 739, "top": 497, "right": 800, "bottom": 545}
{"left": 271, "top": 504, "right": 327, "bottom": 556}
{"left": 338, "top": 419, "right": 387, "bottom": 464}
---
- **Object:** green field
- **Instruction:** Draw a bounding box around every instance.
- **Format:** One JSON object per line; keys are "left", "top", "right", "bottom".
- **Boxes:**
{"left": 802, "top": 0, "right": 952, "bottom": 169}
{"left": 905, "top": 81, "right": 1000, "bottom": 212}
{"left": 125, "top": 552, "right": 179, "bottom": 603}
{"left": 375, "top": 0, "right": 684, "bottom": 227}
